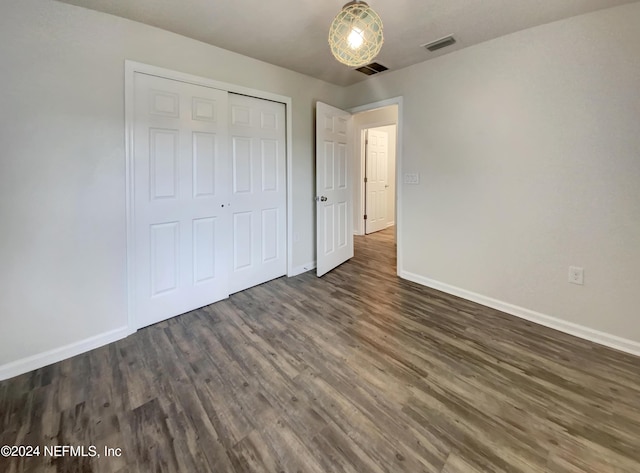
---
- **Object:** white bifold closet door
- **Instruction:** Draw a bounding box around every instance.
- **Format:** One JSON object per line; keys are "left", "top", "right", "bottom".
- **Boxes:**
{"left": 132, "top": 74, "right": 286, "bottom": 329}
{"left": 228, "top": 93, "right": 287, "bottom": 294}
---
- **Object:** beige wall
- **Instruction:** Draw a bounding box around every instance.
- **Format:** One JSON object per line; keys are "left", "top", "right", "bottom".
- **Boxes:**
{"left": 0, "top": 0, "right": 344, "bottom": 375}
{"left": 345, "top": 3, "right": 640, "bottom": 347}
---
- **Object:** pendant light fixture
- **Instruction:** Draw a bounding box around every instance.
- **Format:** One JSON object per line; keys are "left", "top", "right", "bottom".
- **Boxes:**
{"left": 328, "top": 0, "right": 384, "bottom": 68}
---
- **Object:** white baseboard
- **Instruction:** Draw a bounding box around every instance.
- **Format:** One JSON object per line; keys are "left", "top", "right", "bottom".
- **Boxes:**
{"left": 385, "top": 221, "right": 395, "bottom": 228}
{"left": 0, "top": 326, "right": 131, "bottom": 381}
{"left": 6, "top": 272, "right": 637, "bottom": 381}
{"left": 400, "top": 270, "right": 640, "bottom": 358}
{"left": 289, "top": 261, "right": 316, "bottom": 277}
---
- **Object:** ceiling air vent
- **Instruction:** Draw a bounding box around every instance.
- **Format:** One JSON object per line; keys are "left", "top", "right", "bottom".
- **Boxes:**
{"left": 423, "top": 35, "right": 456, "bottom": 52}
{"left": 355, "top": 62, "right": 389, "bottom": 76}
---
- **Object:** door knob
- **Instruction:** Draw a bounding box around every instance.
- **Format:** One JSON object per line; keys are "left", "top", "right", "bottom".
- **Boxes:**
{"left": 315, "top": 196, "right": 328, "bottom": 202}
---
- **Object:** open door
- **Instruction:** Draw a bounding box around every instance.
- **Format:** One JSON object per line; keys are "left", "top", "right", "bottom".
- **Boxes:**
{"left": 316, "top": 102, "right": 353, "bottom": 277}
{"left": 365, "top": 128, "right": 389, "bottom": 234}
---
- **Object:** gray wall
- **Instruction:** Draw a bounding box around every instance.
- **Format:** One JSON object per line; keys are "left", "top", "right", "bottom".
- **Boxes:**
{"left": 0, "top": 0, "right": 344, "bottom": 373}
{"left": 2, "top": 0, "right": 639, "bottom": 377}
{"left": 345, "top": 3, "right": 640, "bottom": 348}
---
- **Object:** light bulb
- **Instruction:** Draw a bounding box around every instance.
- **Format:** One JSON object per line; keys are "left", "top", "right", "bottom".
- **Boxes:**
{"left": 347, "top": 27, "right": 364, "bottom": 49}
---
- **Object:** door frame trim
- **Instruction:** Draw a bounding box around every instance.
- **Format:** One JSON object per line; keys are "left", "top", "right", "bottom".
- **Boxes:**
{"left": 124, "top": 60, "right": 294, "bottom": 333}
{"left": 349, "top": 97, "right": 403, "bottom": 277}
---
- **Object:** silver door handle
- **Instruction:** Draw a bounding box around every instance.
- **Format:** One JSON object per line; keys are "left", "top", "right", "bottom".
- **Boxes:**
{"left": 315, "top": 196, "right": 328, "bottom": 202}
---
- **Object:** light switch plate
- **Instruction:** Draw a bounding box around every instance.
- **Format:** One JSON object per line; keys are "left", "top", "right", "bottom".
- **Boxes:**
{"left": 404, "top": 173, "right": 420, "bottom": 185}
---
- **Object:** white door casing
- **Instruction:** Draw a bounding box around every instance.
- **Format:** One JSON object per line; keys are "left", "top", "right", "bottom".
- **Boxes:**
{"left": 316, "top": 102, "right": 353, "bottom": 277}
{"left": 229, "top": 93, "right": 287, "bottom": 293}
{"left": 133, "top": 73, "right": 230, "bottom": 328}
{"left": 365, "top": 128, "right": 388, "bottom": 234}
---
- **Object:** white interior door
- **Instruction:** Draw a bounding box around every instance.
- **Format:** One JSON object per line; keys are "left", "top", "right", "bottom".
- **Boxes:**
{"left": 228, "top": 93, "right": 287, "bottom": 293}
{"left": 316, "top": 102, "right": 353, "bottom": 277}
{"left": 365, "top": 128, "right": 389, "bottom": 234}
{"left": 133, "top": 73, "right": 230, "bottom": 328}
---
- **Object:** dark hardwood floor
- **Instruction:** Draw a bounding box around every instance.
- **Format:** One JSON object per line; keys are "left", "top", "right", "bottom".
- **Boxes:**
{"left": 2, "top": 227, "right": 640, "bottom": 472}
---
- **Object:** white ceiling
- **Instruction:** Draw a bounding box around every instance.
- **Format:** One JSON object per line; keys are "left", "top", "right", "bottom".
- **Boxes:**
{"left": 56, "top": 0, "right": 637, "bottom": 86}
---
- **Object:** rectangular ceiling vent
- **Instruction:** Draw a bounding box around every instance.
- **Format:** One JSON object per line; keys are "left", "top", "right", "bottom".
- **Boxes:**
{"left": 423, "top": 35, "right": 456, "bottom": 52}
{"left": 355, "top": 62, "right": 389, "bottom": 76}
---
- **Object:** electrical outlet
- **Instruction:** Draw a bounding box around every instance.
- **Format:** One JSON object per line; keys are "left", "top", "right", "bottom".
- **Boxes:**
{"left": 404, "top": 173, "right": 420, "bottom": 185}
{"left": 568, "top": 266, "right": 584, "bottom": 285}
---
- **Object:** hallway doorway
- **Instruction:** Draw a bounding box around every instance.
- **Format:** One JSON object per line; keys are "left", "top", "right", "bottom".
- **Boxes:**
{"left": 351, "top": 104, "right": 399, "bottom": 242}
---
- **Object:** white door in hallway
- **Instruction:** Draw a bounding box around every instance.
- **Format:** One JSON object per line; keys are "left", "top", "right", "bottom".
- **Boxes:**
{"left": 316, "top": 102, "right": 353, "bottom": 277}
{"left": 133, "top": 73, "right": 230, "bottom": 328}
{"left": 365, "top": 128, "right": 389, "bottom": 234}
{"left": 228, "top": 93, "right": 287, "bottom": 293}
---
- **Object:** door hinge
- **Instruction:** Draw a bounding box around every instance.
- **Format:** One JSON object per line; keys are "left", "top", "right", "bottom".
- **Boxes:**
{"left": 364, "top": 177, "right": 368, "bottom": 183}
{"left": 364, "top": 215, "right": 368, "bottom": 220}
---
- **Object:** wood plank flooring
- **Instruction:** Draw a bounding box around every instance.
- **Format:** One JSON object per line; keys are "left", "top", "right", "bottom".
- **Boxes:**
{"left": 1, "top": 227, "right": 640, "bottom": 472}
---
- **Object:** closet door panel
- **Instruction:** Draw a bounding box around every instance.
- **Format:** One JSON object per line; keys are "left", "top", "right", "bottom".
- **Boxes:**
{"left": 229, "top": 94, "right": 287, "bottom": 294}
{"left": 133, "top": 73, "right": 230, "bottom": 328}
